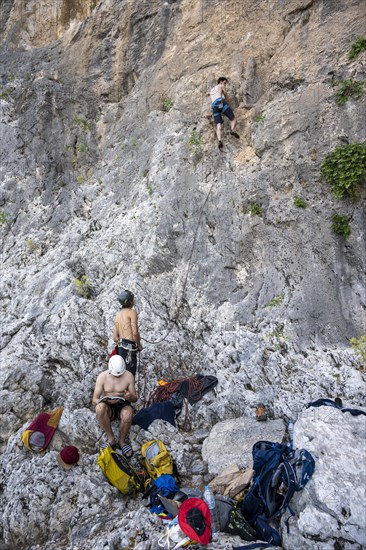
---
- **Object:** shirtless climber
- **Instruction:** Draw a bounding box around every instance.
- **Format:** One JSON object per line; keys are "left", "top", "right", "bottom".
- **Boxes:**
{"left": 92, "top": 355, "right": 137, "bottom": 458}
{"left": 210, "top": 76, "right": 240, "bottom": 149}
{"left": 113, "top": 290, "right": 142, "bottom": 377}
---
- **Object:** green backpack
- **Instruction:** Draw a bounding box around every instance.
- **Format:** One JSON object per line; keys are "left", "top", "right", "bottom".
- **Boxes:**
{"left": 141, "top": 439, "right": 174, "bottom": 480}
{"left": 97, "top": 443, "right": 142, "bottom": 496}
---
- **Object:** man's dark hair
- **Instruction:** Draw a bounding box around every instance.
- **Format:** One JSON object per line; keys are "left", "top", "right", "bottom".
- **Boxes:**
{"left": 218, "top": 77, "right": 228, "bottom": 84}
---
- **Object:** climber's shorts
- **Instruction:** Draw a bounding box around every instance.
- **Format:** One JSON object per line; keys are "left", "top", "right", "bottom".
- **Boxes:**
{"left": 107, "top": 400, "right": 133, "bottom": 422}
{"left": 212, "top": 98, "right": 234, "bottom": 125}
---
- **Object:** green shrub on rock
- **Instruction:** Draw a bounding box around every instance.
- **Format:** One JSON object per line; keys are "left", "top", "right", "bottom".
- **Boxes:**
{"left": 74, "top": 275, "right": 92, "bottom": 298}
{"left": 349, "top": 37, "right": 366, "bottom": 60}
{"left": 293, "top": 196, "right": 307, "bottom": 208}
{"left": 349, "top": 335, "right": 366, "bottom": 369}
{"left": 320, "top": 143, "right": 366, "bottom": 199}
{"left": 331, "top": 214, "right": 351, "bottom": 238}
{"left": 267, "top": 294, "right": 284, "bottom": 308}
{"left": 162, "top": 98, "right": 174, "bottom": 112}
{"left": 248, "top": 202, "right": 263, "bottom": 216}
{"left": 332, "top": 79, "right": 365, "bottom": 106}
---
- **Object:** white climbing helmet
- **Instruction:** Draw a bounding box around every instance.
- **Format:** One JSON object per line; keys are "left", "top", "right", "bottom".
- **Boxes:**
{"left": 108, "top": 355, "right": 126, "bottom": 376}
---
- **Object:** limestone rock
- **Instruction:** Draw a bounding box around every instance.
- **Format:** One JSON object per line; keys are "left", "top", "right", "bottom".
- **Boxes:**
{"left": 0, "top": 0, "right": 365, "bottom": 548}
{"left": 202, "top": 417, "right": 286, "bottom": 474}
{"left": 282, "top": 406, "right": 366, "bottom": 550}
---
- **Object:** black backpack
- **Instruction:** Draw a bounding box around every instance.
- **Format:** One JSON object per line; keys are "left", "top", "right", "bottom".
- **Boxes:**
{"left": 233, "top": 441, "right": 315, "bottom": 549}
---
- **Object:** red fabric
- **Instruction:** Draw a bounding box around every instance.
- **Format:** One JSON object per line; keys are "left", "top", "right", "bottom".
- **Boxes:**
{"left": 178, "top": 498, "right": 211, "bottom": 545}
{"left": 60, "top": 446, "right": 79, "bottom": 465}
{"left": 22, "top": 407, "right": 63, "bottom": 451}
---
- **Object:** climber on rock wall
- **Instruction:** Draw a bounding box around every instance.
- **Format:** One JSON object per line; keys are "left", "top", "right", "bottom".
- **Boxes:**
{"left": 210, "top": 77, "right": 240, "bottom": 149}
{"left": 113, "top": 290, "right": 142, "bottom": 377}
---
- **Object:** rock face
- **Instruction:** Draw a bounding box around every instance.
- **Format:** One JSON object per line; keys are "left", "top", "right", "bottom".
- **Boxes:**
{"left": 0, "top": 0, "right": 365, "bottom": 548}
{"left": 282, "top": 406, "right": 366, "bottom": 550}
{"left": 202, "top": 417, "right": 286, "bottom": 474}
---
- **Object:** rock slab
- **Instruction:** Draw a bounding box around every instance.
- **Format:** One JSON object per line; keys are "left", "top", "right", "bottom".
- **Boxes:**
{"left": 202, "top": 417, "right": 286, "bottom": 474}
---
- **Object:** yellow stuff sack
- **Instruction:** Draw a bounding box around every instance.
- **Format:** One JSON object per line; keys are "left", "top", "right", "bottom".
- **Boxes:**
{"left": 97, "top": 443, "right": 142, "bottom": 496}
{"left": 141, "top": 439, "right": 173, "bottom": 479}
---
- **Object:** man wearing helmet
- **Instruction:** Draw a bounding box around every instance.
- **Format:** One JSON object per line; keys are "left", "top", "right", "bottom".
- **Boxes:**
{"left": 113, "top": 290, "right": 142, "bottom": 377}
{"left": 92, "top": 355, "right": 137, "bottom": 458}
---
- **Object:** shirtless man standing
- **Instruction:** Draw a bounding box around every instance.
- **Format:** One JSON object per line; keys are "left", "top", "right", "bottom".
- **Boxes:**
{"left": 113, "top": 290, "right": 142, "bottom": 377}
{"left": 92, "top": 355, "right": 137, "bottom": 458}
{"left": 210, "top": 77, "right": 240, "bottom": 149}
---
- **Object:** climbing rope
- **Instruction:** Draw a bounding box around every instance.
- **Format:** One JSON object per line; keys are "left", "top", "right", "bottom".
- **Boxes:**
{"left": 140, "top": 158, "right": 219, "bottom": 347}
{"left": 146, "top": 376, "right": 206, "bottom": 431}
{"left": 136, "top": 152, "right": 222, "bottom": 408}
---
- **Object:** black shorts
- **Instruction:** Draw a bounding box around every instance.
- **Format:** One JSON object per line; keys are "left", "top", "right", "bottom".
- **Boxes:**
{"left": 117, "top": 339, "right": 138, "bottom": 377}
{"left": 212, "top": 99, "right": 234, "bottom": 125}
{"left": 107, "top": 400, "right": 132, "bottom": 422}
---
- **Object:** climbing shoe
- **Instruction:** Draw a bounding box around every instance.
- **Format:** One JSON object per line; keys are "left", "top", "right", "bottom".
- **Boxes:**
{"left": 218, "top": 140, "right": 223, "bottom": 149}
{"left": 230, "top": 131, "right": 240, "bottom": 139}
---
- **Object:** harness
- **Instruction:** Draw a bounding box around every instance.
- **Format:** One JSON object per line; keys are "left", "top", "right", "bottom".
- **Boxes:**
{"left": 212, "top": 97, "right": 224, "bottom": 110}
{"left": 117, "top": 338, "right": 138, "bottom": 352}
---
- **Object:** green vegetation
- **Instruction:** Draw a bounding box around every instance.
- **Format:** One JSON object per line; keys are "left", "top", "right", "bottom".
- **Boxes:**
{"left": 0, "top": 90, "right": 10, "bottom": 100}
{"left": 320, "top": 143, "right": 366, "bottom": 200}
{"left": 73, "top": 115, "right": 92, "bottom": 132}
{"left": 267, "top": 294, "right": 284, "bottom": 308}
{"left": 331, "top": 214, "right": 351, "bottom": 238}
{"left": 254, "top": 114, "right": 266, "bottom": 122}
{"left": 188, "top": 130, "right": 201, "bottom": 148}
{"left": 90, "top": 1, "right": 97, "bottom": 9}
{"left": 301, "top": 13, "right": 310, "bottom": 26}
{"left": 26, "top": 239, "right": 40, "bottom": 253}
{"left": 74, "top": 275, "right": 92, "bottom": 298}
{"left": 162, "top": 97, "right": 174, "bottom": 112}
{"left": 332, "top": 79, "right": 365, "bottom": 105}
{"left": 349, "top": 36, "right": 366, "bottom": 60}
{"left": 266, "top": 326, "right": 288, "bottom": 340}
{"left": 293, "top": 196, "right": 308, "bottom": 208}
{"left": 0, "top": 210, "right": 10, "bottom": 224}
{"left": 266, "top": 326, "right": 289, "bottom": 351}
{"left": 76, "top": 142, "right": 89, "bottom": 154}
{"left": 350, "top": 335, "right": 366, "bottom": 368}
{"left": 131, "top": 137, "right": 139, "bottom": 148}
{"left": 275, "top": 219, "right": 291, "bottom": 227}
{"left": 146, "top": 183, "right": 153, "bottom": 195}
{"left": 76, "top": 175, "right": 85, "bottom": 184}
{"left": 188, "top": 130, "right": 202, "bottom": 162}
{"left": 248, "top": 202, "right": 263, "bottom": 216}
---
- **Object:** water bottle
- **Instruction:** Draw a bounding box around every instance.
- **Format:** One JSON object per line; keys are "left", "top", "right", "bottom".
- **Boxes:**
{"left": 203, "top": 485, "right": 220, "bottom": 539}
{"left": 288, "top": 419, "right": 294, "bottom": 448}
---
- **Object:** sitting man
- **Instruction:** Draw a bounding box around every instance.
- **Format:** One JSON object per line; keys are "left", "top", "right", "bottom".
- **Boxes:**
{"left": 92, "top": 355, "right": 137, "bottom": 458}
{"left": 113, "top": 289, "right": 142, "bottom": 377}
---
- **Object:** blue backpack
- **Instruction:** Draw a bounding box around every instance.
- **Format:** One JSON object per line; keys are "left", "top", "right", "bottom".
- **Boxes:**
{"left": 234, "top": 441, "right": 315, "bottom": 549}
{"left": 145, "top": 474, "right": 179, "bottom": 514}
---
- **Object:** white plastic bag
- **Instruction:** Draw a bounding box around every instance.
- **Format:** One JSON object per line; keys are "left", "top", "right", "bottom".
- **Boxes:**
{"left": 158, "top": 519, "right": 191, "bottom": 549}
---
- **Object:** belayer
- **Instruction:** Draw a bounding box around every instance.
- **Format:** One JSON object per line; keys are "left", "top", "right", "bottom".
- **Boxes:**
{"left": 113, "top": 290, "right": 142, "bottom": 377}
{"left": 210, "top": 76, "right": 240, "bottom": 149}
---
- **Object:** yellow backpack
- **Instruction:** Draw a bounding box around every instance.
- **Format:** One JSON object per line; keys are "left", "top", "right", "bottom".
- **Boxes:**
{"left": 141, "top": 439, "right": 173, "bottom": 479}
{"left": 97, "top": 444, "right": 142, "bottom": 496}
